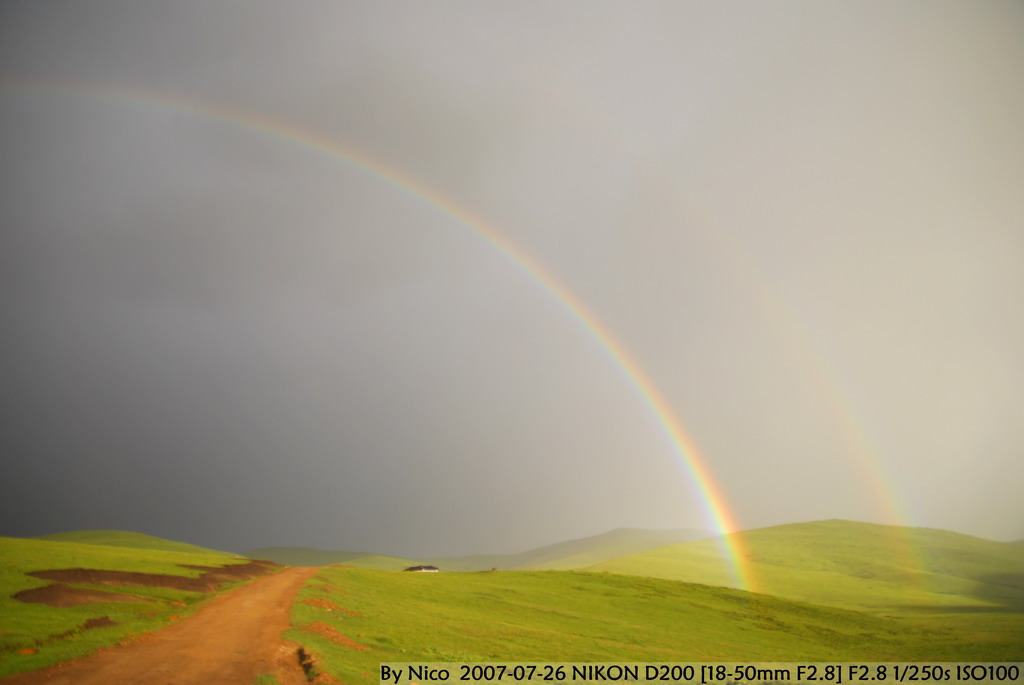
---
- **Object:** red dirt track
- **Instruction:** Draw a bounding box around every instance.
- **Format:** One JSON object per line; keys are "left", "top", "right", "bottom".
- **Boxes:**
{"left": 1, "top": 566, "right": 319, "bottom": 685}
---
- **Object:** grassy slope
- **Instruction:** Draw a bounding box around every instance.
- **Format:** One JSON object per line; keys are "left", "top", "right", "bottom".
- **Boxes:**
{"left": 587, "top": 519, "right": 1024, "bottom": 648}
{"left": 247, "top": 527, "right": 709, "bottom": 571}
{"left": 0, "top": 536, "right": 257, "bottom": 677}
{"left": 34, "top": 530, "right": 238, "bottom": 557}
{"left": 287, "top": 567, "right": 1012, "bottom": 685}
{"left": 588, "top": 520, "right": 1024, "bottom": 609}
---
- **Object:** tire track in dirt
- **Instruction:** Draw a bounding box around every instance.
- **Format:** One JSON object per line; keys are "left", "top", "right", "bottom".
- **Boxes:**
{"left": 1, "top": 566, "right": 319, "bottom": 685}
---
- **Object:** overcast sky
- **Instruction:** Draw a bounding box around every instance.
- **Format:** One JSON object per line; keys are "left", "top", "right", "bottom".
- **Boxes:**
{"left": 2, "top": 1, "right": 1023, "bottom": 556}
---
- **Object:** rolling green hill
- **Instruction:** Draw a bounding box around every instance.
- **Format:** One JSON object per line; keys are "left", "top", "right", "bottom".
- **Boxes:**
{"left": 586, "top": 519, "right": 1024, "bottom": 641}
{"left": 34, "top": 530, "right": 238, "bottom": 557}
{"left": 287, "top": 565, "right": 1021, "bottom": 684}
{"left": 247, "top": 527, "right": 708, "bottom": 570}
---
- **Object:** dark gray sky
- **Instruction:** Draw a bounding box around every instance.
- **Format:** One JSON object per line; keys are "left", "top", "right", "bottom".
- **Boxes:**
{"left": 2, "top": 1, "right": 1022, "bottom": 556}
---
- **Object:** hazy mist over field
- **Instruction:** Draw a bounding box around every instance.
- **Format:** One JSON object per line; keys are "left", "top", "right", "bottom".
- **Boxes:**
{"left": 2, "top": 2, "right": 1023, "bottom": 555}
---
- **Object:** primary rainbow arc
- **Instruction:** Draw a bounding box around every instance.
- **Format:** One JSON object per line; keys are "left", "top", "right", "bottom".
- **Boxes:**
{"left": 1, "top": 80, "right": 758, "bottom": 592}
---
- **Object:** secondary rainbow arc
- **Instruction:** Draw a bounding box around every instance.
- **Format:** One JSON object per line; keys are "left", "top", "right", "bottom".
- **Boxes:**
{"left": 538, "top": 80, "right": 929, "bottom": 586}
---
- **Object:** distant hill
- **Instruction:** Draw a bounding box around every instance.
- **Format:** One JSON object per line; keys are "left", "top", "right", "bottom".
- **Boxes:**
{"left": 587, "top": 519, "right": 1024, "bottom": 620}
{"left": 243, "top": 547, "right": 415, "bottom": 569}
{"left": 247, "top": 527, "right": 710, "bottom": 570}
{"left": 488, "top": 526, "right": 711, "bottom": 570}
{"left": 34, "top": 530, "right": 239, "bottom": 557}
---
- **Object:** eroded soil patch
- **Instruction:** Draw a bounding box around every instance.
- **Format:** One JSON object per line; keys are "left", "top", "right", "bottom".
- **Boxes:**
{"left": 46, "top": 616, "right": 118, "bottom": 643}
{"left": 3, "top": 615, "right": 120, "bottom": 656}
{"left": 298, "top": 597, "right": 363, "bottom": 616}
{"left": 297, "top": 646, "right": 345, "bottom": 684}
{"left": 19, "top": 559, "right": 279, "bottom": 601}
{"left": 12, "top": 583, "right": 150, "bottom": 608}
{"left": 301, "top": 621, "right": 369, "bottom": 651}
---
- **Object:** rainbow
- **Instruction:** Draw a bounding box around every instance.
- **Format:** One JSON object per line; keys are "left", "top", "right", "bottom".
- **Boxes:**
{"left": 1, "top": 80, "right": 759, "bottom": 591}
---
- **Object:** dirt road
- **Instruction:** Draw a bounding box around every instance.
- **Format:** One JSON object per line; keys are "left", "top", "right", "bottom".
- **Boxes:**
{"left": 2, "top": 566, "right": 319, "bottom": 685}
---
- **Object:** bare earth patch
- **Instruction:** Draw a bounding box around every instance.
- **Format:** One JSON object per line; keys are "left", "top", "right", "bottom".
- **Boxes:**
{"left": 301, "top": 621, "right": 370, "bottom": 651}
{"left": 24, "top": 559, "right": 279, "bottom": 594}
{"left": 316, "top": 582, "right": 348, "bottom": 594}
{"left": 47, "top": 616, "right": 119, "bottom": 642}
{"left": 12, "top": 583, "right": 150, "bottom": 608}
{"left": 299, "top": 597, "right": 363, "bottom": 616}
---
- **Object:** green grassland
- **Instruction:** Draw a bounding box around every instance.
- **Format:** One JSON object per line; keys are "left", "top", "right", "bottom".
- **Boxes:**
{"left": 286, "top": 566, "right": 1013, "bottom": 685}
{"left": 0, "top": 535, "right": 259, "bottom": 677}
